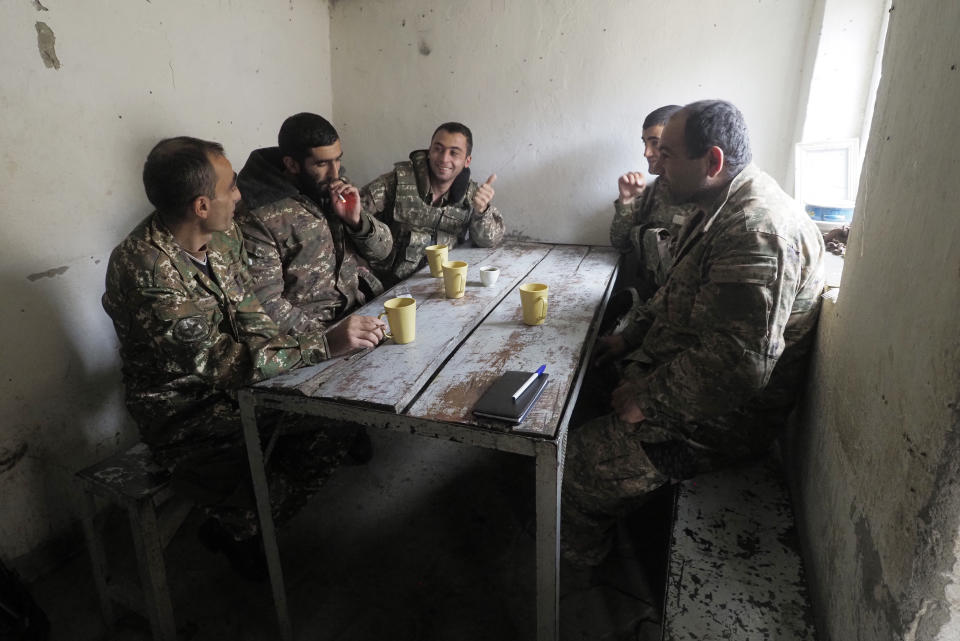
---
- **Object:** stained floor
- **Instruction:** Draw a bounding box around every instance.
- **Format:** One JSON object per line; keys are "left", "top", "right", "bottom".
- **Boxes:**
{"left": 30, "top": 429, "right": 671, "bottom": 641}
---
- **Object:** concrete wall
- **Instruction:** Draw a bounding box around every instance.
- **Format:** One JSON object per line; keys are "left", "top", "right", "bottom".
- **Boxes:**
{"left": 328, "top": 0, "right": 816, "bottom": 245}
{"left": 790, "top": 1, "right": 960, "bottom": 639}
{"left": 0, "top": 0, "right": 333, "bottom": 569}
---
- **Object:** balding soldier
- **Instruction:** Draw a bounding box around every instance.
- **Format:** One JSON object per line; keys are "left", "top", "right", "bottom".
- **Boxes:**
{"left": 103, "top": 137, "right": 385, "bottom": 579}
{"left": 562, "top": 101, "right": 825, "bottom": 566}
{"left": 361, "top": 122, "right": 504, "bottom": 287}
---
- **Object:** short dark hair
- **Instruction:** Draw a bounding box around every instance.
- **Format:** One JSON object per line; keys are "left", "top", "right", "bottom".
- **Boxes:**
{"left": 278, "top": 112, "right": 339, "bottom": 163}
{"left": 142, "top": 136, "right": 224, "bottom": 215}
{"left": 682, "top": 100, "right": 752, "bottom": 175}
{"left": 643, "top": 105, "right": 682, "bottom": 130}
{"left": 431, "top": 122, "right": 473, "bottom": 155}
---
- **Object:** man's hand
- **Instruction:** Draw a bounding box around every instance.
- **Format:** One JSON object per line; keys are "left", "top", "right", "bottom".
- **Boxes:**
{"left": 611, "top": 382, "right": 646, "bottom": 424}
{"left": 326, "top": 315, "right": 386, "bottom": 357}
{"left": 594, "top": 333, "right": 628, "bottom": 367}
{"left": 329, "top": 180, "right": 362, "bottom": 229}
{"left": 472, "top": 174, "right": 497, "bottom": 213}
{"left": 617, "top": 172, "right": 646, "bottom": 205}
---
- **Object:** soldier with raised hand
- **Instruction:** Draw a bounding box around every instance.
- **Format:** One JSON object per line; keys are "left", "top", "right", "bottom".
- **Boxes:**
{"left": 236, "top": 112, "right": 392, "bottom": 339}
{"left": 609, "top": 104, "right": 697, "bottom": 300}
{"left": 562, "top": 101, "right": 825, "bottom": 567}
{"left": 102, "top": 137, "right": 381, "bottom": 579}
{"left": 361, "top": 122, "right": 505, "bottom": 287}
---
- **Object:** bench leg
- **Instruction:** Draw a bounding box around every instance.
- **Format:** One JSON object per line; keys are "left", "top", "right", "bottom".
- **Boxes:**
{"left": 79, "top": 489, "right": 116, "bottom": 627}
{"left": 128, "top": 499, "right": 177, "bottom": 641}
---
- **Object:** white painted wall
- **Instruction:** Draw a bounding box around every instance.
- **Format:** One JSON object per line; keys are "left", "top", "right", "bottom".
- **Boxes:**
{"left": 789, "top": 1, "right": 960, "bottom": 638}
{"left": 0, "top": 0, "right": 333, "bottom": 567}
{"left": 801, "top": 0, "right": 888, "bottom": 144}
{"left": 329, "top": 0, "right": 815, "bottom": 245}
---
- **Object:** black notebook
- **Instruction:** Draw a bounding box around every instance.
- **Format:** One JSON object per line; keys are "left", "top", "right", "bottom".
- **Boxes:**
{"left": 473, "top": 370, "right": 550, "bottom": 424}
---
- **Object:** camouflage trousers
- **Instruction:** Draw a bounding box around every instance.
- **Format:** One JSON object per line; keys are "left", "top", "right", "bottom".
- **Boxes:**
{"left": 561, "top": 413, "right": 672, "bottom": 566}
{"left": 153, "top": 408, "right": 356, "bottom": 541}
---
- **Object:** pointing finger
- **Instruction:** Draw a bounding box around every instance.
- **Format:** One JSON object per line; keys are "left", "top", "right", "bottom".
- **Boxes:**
{"left": 484, "top": 174, "right": 497, "bottom": 186}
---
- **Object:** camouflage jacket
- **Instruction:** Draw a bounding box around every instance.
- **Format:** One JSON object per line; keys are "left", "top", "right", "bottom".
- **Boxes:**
{"left": 236, "top": 147, "right": 393, "bottom": 335}
{"left": 102, "top": 213, "right": 329, "bottom": 449}
{"left": 361, "top": 149, "right": 504, "bottom": 286}
{"left": 609, "top": 178, "right": 696, "bottom": 290}
{"left": 619, "top": 164, "right": 825, "bottom": 454}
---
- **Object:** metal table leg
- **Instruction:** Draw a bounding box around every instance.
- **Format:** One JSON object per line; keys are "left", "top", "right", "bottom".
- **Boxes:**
{"left": 239, "top": 389, "right": 293, "bottom": 641}
{"left": 534, "top": 431, "right": 567, "bottom": 641}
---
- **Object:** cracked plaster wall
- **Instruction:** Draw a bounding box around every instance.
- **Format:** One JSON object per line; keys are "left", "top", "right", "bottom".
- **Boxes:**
{"left": 788, "top": 1, "right": 960, "bottom": 639}
{"left": 327, "top": 0, "right": 816, "bottom": 245}
{"left": 0, "top": 0, "right": 333, "bottom": 570}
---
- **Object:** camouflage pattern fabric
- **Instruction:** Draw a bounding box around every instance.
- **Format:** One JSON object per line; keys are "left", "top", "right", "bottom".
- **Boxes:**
{"left": 102, "top": 213, "right": 346, "bottom": 538}
{"left": 361, "top": 149, "right": 504, "bottom": 286}
{"left": 609, "top": 178, "right": 696, "bottom": 298}
{"left": 562, "top": 414, "right": 672, "bottom": 566}
{"left": 562, "top": 163, "right": 825, "bottom": 564}
{"left": 160, "top": 411, "right": 355, "bottom": 539}
{"left": 236, "top": 147, "right": 392, "bottom": 335}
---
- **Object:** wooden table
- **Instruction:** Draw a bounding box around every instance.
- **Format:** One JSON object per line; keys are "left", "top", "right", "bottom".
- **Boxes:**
{"left": 238, "top": 242, "right": 619, "bottom": 641}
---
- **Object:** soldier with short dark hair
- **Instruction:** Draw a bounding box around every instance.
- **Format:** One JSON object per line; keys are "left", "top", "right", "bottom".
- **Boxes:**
{"left": 609, "top": 104, "right": 697, "bottom": 299}
{"left": 236, "top": 112, "right": 393, "bottom": 339}
{"left": 103, "top": 137, "right": 381, "bottom": 578}
{"left": 562, "top": 100, "right": 826, "bottom": 567}
{"left": 361, "top": 122, "right": 504, "bottom": 287}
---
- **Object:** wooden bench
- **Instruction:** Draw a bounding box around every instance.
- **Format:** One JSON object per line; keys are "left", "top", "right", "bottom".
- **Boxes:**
{"left": 662, "top": 455, "right": 817, "bottom": 640}
{"left": 75, "top": 442, "right": 192, "bottom": 641}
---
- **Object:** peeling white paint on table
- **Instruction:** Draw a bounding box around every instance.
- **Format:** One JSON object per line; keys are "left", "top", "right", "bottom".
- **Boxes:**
{"left": 238, "top": 242, "right": 620, "bottom": 641}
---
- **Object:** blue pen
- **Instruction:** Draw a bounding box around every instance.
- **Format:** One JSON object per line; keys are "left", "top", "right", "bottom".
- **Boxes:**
{"left": 512, "top": 365, "right": 546, "bottom": 401}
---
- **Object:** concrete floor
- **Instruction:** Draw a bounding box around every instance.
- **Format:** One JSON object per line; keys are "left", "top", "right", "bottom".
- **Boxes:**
{"left": 30, "top": 429, "right": 669, "bottom": 641}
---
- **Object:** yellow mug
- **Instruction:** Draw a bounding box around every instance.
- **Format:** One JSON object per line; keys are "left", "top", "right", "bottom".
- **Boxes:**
{"left": 425, "top": 244, "right": 449, "bottom": 278}
{"left": 519, "top": 283, "right": 548, "bottom": 325}
{"left": 377, "top": 297, "right": 416, "bottom": 344}
{"left": 442, "top": 261, "right": 468, "bottom": 299}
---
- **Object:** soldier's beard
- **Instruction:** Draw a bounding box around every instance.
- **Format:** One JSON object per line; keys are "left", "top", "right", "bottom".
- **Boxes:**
{"left": 296, "top": 173, "right": 332, "bottom": 211}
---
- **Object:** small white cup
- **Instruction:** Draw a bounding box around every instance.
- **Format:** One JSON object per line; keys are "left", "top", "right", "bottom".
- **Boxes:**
{"left": 479, "top": 265, "right": 500, "bottom": 287}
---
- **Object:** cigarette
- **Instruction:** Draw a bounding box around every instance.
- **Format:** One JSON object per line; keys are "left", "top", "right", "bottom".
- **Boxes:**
{"left": 337, "top": 193, "right": 347, "bottom": 203}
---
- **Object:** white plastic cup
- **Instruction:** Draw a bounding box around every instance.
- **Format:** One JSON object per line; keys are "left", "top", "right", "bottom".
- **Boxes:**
{"left": 479, "top": 265, "right": 500, "bottom": 287}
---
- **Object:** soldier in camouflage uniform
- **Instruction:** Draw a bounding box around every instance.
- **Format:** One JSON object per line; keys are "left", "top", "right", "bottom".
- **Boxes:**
{"left": 236, "top": 112, "right": 393, "bottom": 337}
{"left": 103, "top": 138, "right": 385, "bottom": 572}
{"left": 609, "top": 105, "right": 698, "bottom": 301}
{"left": 361, "top": 122, "right": 505, "bottom": 287}
{"left": 563, "top": 101, "right": 825, "bottom": 566}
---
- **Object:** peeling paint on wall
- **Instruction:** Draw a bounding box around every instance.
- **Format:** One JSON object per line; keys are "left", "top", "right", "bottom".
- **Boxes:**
{"left": 35, "top": 21, "right": 60, "bottom": 70}
{"left": 26, "top": 266, "right": 68, "bottom": 281}
{"left": 418, "top": 39, "right": 431, "bottom": 55}
{"left": 32, "top": 0, "right": 49, "bottom": 11}
{"left": 0, "top": 443, "right": 28, "bottom": 474}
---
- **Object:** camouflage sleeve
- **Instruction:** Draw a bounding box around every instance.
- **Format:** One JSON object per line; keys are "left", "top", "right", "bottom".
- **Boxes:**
{"left": 129, "top": 283, "right": 328, "bottom": 390}
{"left": 360, "top": 171, "right": 401, "bottom": 273}
{"left": 237, "top": 212, "right": 315, "bottom": 335}
{"left": 469, "top": 202, "right": 504, "bottom": 247}
{"left": 346, "top": 210, "right": 394, "bottom": 262}
{"left": 609, "top": 196, "right": 646, "bottom": 252}
{"left": 630, "top": 228, "right": 803, "bottom": 422}
{"left": 620, "top": 292, "right": 660, "bottom": 347}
